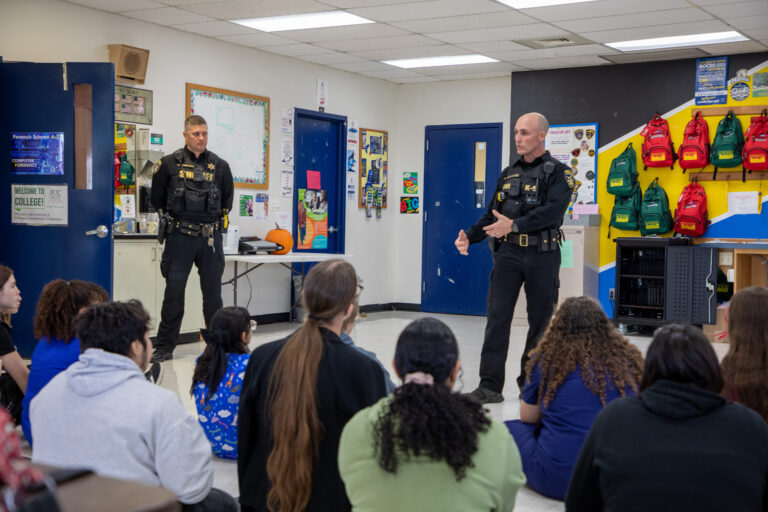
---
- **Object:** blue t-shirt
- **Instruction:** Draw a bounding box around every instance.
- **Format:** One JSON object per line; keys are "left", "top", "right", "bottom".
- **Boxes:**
{"left": 22, "top": 337, "right": 81, "bottom": 445}
{"left": 193, "top": 352, "right": 249, "bottom": 459}
{"left": 522, "top": 364, "right": 636, "bottom": 468}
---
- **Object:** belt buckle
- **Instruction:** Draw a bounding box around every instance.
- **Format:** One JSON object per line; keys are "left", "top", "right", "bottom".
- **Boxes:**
{"left": 202, "top": 224, "right": 213, "bottom": 237}
{"left": 519, "top": 234, "right": 528, "bottom": 247}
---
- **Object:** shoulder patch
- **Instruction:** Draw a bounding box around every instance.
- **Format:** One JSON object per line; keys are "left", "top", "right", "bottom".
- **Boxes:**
{"left": 152, "top": 161, "right": 160, "bottom": 175}
{"left": 563, "top": 168, "right": 576, "bottom": 189}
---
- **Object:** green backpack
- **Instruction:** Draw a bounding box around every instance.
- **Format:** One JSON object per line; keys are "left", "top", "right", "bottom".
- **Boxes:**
{"left": 606, "top": 142, "right": 638, "bottom": 196}
{"left": 640, "top": 179, "right": 673, "bottom": 236}
{"left": 710, "top": 110, "right": 744, "bottom": 178}
{"left": 609, "top": 185, "right": 642, "bottom": 237}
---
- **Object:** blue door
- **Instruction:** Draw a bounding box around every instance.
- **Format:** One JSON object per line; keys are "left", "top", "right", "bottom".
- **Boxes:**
{"left": 0, "top": 61, "right": 114, "bottom": 355}
{"left": 422, "top": 123, "right": 503, "bottom": 315}
{"left": 293, "top": 109, "right": 347, "bottom": 254}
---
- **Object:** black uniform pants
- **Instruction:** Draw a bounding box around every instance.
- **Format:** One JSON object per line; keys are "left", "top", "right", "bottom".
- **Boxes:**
{"left": 155, "top": 230, "right": 224, "bottom": 354}
{"left": 479, "top": 241, "right": 560, "bottom": 393}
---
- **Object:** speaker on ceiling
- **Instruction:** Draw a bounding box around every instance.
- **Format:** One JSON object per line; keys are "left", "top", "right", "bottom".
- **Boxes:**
{"left": 108, "top": 44, "right": 150, "bottom": 85}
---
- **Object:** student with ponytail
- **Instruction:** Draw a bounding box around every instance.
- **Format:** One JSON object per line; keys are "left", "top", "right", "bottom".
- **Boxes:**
{"left": 191, "top": 306, "right": 251, "bottom": 459}
{"left": 238, "top": 259, "right": 387, "bottom": 512}
{"left": 338, "top": 317, "right": 525, "bottom": 511}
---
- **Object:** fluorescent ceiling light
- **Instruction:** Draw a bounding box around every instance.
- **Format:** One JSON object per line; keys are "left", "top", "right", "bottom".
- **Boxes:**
{"left": 607, "top": 31, "right": 748, "bottom": 52}
{"left": 497, "top": 0, "right": 597, "bottom": 8}
{"left": 232, "top": 11, "right": 373, "bottom": 32}
{"left": 383, "top": 55, "right": 498, "bottom": 69}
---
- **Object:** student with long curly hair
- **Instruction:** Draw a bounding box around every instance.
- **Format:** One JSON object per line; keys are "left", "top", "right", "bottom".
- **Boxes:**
{"left": 721, "top": 286, "right": 768, "bottom": 421}
{"left": 238, "top": 259, "right": 387, "bottom": 512}
{"left": 21, "top": 279, "right": 108, "bottom": 444}
{"left": 0, "top": 265, "right": 28, "bottom": 398}
{"left": 191, "top": 306, "right": 251, "bottom": 459}
{"left": 339, "top": 317, "right": 525, "bottom": 511}
{"left": 505, "top": 296, "right": 643, "bottom": 500}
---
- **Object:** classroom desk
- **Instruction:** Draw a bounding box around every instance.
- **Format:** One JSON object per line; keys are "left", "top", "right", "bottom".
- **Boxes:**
{"left": 224, "top": 253, "right": 348, "bottom": 308}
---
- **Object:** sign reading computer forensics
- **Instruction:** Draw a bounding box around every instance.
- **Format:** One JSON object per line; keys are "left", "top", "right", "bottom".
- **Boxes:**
{"left": 10, "top": 132, "right": 64, "bottom": 175}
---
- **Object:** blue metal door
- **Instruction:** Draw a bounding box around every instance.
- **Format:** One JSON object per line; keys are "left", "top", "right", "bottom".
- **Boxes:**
{"left": 293, "top": 109, "right": 347, "bottom": 254}
{"left": 0, "top": 61, "right": 114, "bottom": 355}
{"left": 422, "top": 123, "right": 502, "bottom": 315}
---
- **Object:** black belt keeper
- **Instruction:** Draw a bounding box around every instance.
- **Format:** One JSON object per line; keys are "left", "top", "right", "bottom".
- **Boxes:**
{"left": 174, "top": 220, "right": 220, "bottom": 237}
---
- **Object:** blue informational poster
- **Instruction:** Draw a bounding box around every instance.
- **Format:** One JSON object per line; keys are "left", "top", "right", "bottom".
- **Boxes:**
{"left": 695, "top": 57, "right": 729, "bottom": 106}
{"left": 10, "top": 132, "right": 65, "bottom": 175}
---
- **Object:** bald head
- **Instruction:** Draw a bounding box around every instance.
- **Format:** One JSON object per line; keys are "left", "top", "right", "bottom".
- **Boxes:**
{"left": 514, "top": 112, "right": 550, "bottom": 162}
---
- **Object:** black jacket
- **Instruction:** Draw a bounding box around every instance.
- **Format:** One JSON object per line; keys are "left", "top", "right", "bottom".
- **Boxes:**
{"left": 566, "top": 379, "right": 768, "bottom": 511}
{"left": 238, "top": 327, "right": 387, "bottom": 511}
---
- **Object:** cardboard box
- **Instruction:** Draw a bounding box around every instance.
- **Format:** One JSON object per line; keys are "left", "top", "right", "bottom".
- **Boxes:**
{"left": 704, "top": 303, "right": 729, "bottom": 343}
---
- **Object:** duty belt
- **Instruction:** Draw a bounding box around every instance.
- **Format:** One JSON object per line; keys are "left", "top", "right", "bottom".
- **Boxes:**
{"left": 174, "top": 219, "right": 220, "bottom": 237}
{"left": 503, "top": 230, "right": 562, "bottom": 248}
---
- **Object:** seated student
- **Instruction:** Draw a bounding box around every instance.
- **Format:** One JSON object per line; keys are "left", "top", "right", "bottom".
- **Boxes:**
{"left": 21, "top": 279, "right": 109, "bottom": 445}
{"left": 505, "top": 296, "right": 643, "bottom": 500}
{"left": 30, "top": 300, "right": 238, "bottom": 512}
{"left": 566, "top": 323, "right": 768, "bottom": 512}
{"left": 339, "top": 317, "right": 526, "bottom": 511}
{"left": 238, "top": 259, "right": 387, "bottom": 512}
{"left": 339, "top": 300, "right": 396, "bottom": 394}
{"left": 0, "top": 265, "right": 30, "bottom": 396}
{"left": 721, "top": 286, "right": 768, "bottom": 421}
{"left": 191, "top": 306, "right": 251, "bottom": 459}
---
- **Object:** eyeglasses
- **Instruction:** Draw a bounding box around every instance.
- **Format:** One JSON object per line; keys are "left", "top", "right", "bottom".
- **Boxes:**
{"left": 250, "top": 320, "right": 257, "bottom": 331}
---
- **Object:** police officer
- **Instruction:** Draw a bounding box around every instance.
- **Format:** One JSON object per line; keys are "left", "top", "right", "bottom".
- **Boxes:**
{"left": 150, "top": 115, "right": 234, "bottom": 362}
{"left": 456, "top": 113, "right": 574, "bottom": 403}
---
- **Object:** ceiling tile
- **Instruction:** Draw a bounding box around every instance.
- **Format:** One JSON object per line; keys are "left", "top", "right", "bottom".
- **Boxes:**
{"left": 702, "top": 40, "right": 768, "bottom": 55}
{"left": 418, "top": 61, "right": 519, "bottom": 76}
{"left": 427, "top": 23, "right": 569, "bottom": 44}
{"left": 276, "top": 23, "right": 408, "bottom": 43}
{"left": 487, "top": 43, "right": 616, "bottom": 62}
{"left": 294, "top": 52, "right": 368, "bottom": 64}
{"left": 330, "top": 60, "right": 396, "bottom": 72}
{"left": 183, "top": 0, "right": 333, "bottom": 19}
{"left": 173, "top": 20, "right": 256, "bottom": 35}
{"left": 689, "top": 0, "right": 757, "bottom": 5}
{"left": 67, "top": 0, "right": 164, "bottom": 12}
{"left": 724, "top": 15, "right": 768, "bottom": 31}
{"left": 315, "top": 34, "right": 443, "bottom": 52}
{"left": 349, "top": 44, "right": 470, "bottom": 61}
{"left": 390, "top": 75, "right": 440, "bottom": 83}
{"left": 552, "top": 8, "right": 713, "bottom": 34}
{"left": 360, "top": 68, "right": 426, "bottom": 79}
{"left": 741, "top": 27, "right": 768, "bottom": 40}
{"left": 519, "top": 0, "right": 692, "bottom": 23}
{"left": 349, "top": 0, "right": 506, "bottom": 23}
{"left": 156, "top": 0, "right": 230, "bottom": 4}
{"left": 455, "top": 40, "right": 535, "bottom": 54}
{"left": 697, "top": 0, "right": 768, "bottom": 18}
{"left": 319, "top": 0, "right": 419, "bottom": 7}
{"left": 389, "top": 11, "right": 537, "bottom": 33}
{"left": 258, "top": 43, "right": 333, "bottom": 56}
{"left": 121, "top": 6, "right": 212, "bottom": 24}
{"left": 216, "top": 32, "right": 298, "bottom": 47}
{"left": 514, "top": 55, "right": 610, "bottom": 70}
{"left": 582, "top": 19, "right": 734, "bottom": 44}
{"left": 432, "top": 70, "right": 513, "bottom": 81}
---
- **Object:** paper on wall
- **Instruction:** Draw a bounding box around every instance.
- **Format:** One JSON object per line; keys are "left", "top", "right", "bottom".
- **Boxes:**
{"left": 728, "top": 191, "right": 759, "bottom": 215}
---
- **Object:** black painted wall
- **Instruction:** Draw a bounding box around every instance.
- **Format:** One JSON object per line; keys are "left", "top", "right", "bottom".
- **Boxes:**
{"left": 509, "top": 52, "right": 768, "bottom": 166}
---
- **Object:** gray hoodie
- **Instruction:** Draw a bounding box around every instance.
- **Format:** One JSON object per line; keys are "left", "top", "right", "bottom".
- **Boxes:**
{"left": 30, "top": 348, "right": 213, "bottom": 504}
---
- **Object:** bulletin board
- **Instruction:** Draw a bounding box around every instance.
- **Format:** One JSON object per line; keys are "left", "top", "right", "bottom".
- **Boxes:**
{"left": 186, "top": 83, "right": 270, "bottom": 189}
{"left": 358, "top": 128, "right": 388, "bottom": 209}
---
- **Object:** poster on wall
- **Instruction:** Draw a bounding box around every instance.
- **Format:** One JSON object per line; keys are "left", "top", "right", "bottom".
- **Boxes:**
{"left": 359, "top": 128, "right": 388, "bottom": 209}
{"left": 545, "top": 123, "right": 598, "bottom": 205}
{"left": 297, "top": 189, "right": 328, "bottom": 249}
{"left": 11, "top": 132, "right": 64, "bottom": 175}
{"left": 400, "top": 196, "right": 419, "bottom": 214}
{"left": 11, "top": 184, "right": 68, "bottom": 225}
{"left": 114, "top": 85, "right": 153, "bottom": 124}
{"left": 695, "top": 56, "right": 728, "bottom": 106}
{"left": 403, "top": 172, "right": 418, "bottom": 194}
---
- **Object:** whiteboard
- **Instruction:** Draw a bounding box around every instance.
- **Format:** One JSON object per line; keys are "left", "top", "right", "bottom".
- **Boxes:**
{"left": 186, "top": 83, "right": 270, "bottom": 189}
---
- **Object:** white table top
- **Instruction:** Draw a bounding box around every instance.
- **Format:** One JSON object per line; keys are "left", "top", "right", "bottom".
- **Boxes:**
{"left": 225, "top": 253, "right": 348, "bottom": 264}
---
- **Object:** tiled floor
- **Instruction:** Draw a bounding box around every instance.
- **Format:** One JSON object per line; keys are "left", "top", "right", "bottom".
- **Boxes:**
{"left": 159, "top": 311, "right": 729, "bottom": 511}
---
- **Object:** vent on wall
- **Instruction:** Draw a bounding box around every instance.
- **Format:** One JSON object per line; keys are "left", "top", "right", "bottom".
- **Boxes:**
{"left": 518, "top": 34, "right": 593, "bottom": 49}
{"left": 108, "top": 44, "right": 150, "bottom": 85}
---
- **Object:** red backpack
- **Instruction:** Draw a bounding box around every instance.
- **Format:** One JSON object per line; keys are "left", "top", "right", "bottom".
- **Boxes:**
{"left": 743, "top": 109, "right": 768, "bottom": 172}
{"left": 641, "top": 113, "right": 676, "bottom": 169}
{"left": 674, "top": 181, "right": 710, "bottom": 237}
{"left": 678, "top": 111, "right": 710, "bottom": 171}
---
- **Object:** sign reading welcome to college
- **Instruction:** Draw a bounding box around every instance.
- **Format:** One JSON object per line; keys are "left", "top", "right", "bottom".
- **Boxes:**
{"left": 10, "top": 132, "right": 65, "bottom": 175}
{"left": 11, "top": 184, "right": 68, "bottom": 226}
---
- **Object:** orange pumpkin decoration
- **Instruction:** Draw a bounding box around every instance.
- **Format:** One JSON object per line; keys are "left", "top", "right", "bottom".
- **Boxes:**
{"left": 265, "top": 223, "right": 293, "bottom": 255}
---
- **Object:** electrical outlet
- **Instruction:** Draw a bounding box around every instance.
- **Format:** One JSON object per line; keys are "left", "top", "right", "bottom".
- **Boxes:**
{"left": 609, "top": 288, "right": 615, "bottom": 300}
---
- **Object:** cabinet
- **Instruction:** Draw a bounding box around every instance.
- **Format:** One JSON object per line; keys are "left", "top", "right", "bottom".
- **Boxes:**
{"left": 114, "top": 238, "right": 203, "bottom": 336}
{"left": 614, "top": 237, "right": 717, "bottom": 327}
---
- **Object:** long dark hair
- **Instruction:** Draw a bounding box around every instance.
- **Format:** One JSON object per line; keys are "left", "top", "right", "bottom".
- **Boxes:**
{"left": 373, "top": 317, "right": 490, "bottom": 481}
{"left": 191, "top": 306, "right": 250, "bottom": 401}
{"left": 0, "top": 265, "right": 14, "bottom": 324}
{"left": 34, "top": 279, "right": 109, "bottom": 343}
{"left": 266, "top": 259, "right": 357, "bottom": 512}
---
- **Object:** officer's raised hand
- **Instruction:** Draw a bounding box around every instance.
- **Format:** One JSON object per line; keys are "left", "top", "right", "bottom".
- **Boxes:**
{"left": 455, "top": 230, "right": 469, "bottom": 255}
{"left": 483, "top": 210, "right": 514, "bottom": 238}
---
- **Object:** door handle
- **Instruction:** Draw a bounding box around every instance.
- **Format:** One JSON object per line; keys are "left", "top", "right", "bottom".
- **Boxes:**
{"left": 328, "top": 226, "right": 338, "bottom": 233}
{"left": 85, "top": 225, "right": 109, "bottom": 238}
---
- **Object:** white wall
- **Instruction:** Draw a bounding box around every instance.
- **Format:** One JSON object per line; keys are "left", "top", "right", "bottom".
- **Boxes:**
{"left": 0, "top": 0, "right": 511, "bottom": 314}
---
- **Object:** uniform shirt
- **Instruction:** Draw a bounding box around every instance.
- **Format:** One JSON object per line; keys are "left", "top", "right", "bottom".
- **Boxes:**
{"left": 150, "top": 147, "right": 234, "bottom": 224}
{"left": 465, "top": 151, "right": 573, "bottom": 243}
{"left": 0, "top": 322, "right": 16, "bottom": 357}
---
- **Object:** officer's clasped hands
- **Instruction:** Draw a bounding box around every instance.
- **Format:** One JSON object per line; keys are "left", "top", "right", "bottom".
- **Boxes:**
{"left": 482, "top": 210, "right": 514, "bottom": 238}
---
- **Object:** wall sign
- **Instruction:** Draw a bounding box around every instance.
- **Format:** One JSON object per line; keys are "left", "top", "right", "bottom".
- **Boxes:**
{"left": 11, "top": 132, "right": 64, "bottom": 175}
{"left": 11, "top": 184, "right": 68, "bottom": 225}
{"left": 695, "top": 57, "right": 728, "bottom": 106}
{"left": 544, "top": 123, "right": 598, "bottom": 206}
{"left": 114, "top": 85, "right": 153, "bottom": 124}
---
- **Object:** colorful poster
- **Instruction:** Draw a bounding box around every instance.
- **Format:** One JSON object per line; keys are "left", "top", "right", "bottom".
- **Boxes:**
{"left": 544, "top": 123, "right": 598, "bottom": 206}
{"left": 752, "top": 72, "right": 768, "bottom": 98}
{"left": 359, "top": 128, "right": 388, "bottom": 209}
{"left": 400, "top": 196, "right": 419, "bottom": 213}
{"left": 11, "top": 184, "right": 68, "bottom": 225}
{"left": 297, "top": 189, "right": 328, "bottom": 249}
{"left": 11, "top": 132, "right": 64, "bottom": 175}
{"left": 403, "top": 172, "right": 418, "bottom": 194}
{"left": 695, "top": 57, "right": 728, "bottom": 106}
{"left": 347, "top": 119, "right": 359, "bottom": 174}
{"left": 239, "top": 194, "right": 254, "bottom": 217}
{"left": 253, "top": 193, "right": 269, "bottom": 220}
